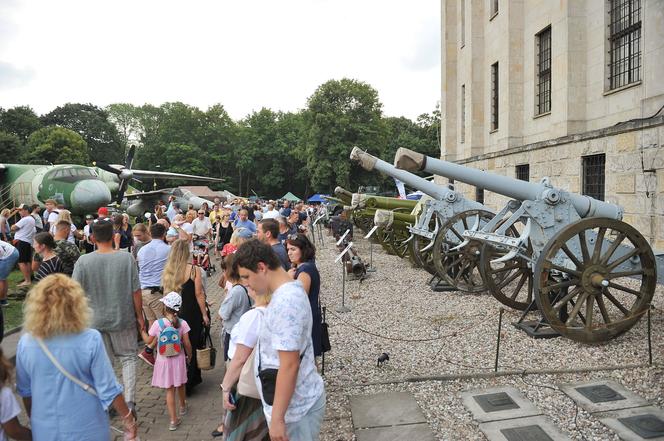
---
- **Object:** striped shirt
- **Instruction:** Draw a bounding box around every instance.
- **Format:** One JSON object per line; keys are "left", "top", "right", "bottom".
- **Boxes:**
{"left": 35, "top": 255, "right": 64, "bottom": 281}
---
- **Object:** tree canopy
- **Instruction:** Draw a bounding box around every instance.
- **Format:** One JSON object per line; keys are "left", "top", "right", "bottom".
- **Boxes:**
{"left": 4, "top": 78, "right": 441, "bottom": 198}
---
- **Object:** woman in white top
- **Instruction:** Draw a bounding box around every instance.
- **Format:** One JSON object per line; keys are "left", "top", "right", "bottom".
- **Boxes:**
{"left": 213, "top": 264, "right": 270, "bottom": 440}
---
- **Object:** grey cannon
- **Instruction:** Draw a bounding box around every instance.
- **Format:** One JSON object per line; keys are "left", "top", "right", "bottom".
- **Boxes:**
{"left": 351, "top": 147, "right": 517, "bottom": 293}
{"left": 395, "top": 147, "right": 658, "bottom": 344}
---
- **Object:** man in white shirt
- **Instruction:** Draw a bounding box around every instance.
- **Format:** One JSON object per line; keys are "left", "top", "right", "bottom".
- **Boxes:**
{"left": 231, "top": 239, "right": 325, "bottom": 441}
{"left": 10, "top": 204, "right": 36, "bottom": 286}
{"left": 263, "top": 204, "right": 281, "bottom": 220}
{"left": 191, "top": 210, "right": 212, "bottom": 239}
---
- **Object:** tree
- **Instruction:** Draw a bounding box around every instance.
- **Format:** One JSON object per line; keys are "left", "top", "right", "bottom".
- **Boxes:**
{"left": 0, "top": 106, "right": 42, "bottom": 142}
{"left": 23, "top": 127, "right": 89, "bottom": 165}
{"left": 106, "top": 103, "right": 142, "bottom": 148}
{"left": 304, "top": 78, "right": 388, "bottom": 193}
{"left": 0, "top": 131, "right": 23, "bottom": 162}
{"left": 41, "top": 103, "right": 124, "bottom": 163}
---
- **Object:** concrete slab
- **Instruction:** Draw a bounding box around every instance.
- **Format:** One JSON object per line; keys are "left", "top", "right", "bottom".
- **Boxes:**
{"left": 480, "top": 415, "right": 573, "bottom": 441}
{"left": 461, "top": 387, "right": 541, "bottom": 423}
{"left": 559, "top": 380, "right": 649, "bottom": 414}
{"left": 355, "top": 423, "right": 436, "bottom": 441}
{"left": 597, "top": 406, "right": 664, "bottom": 441}
{"left": 349, "top": 391, "right": 427, "bottom": 429}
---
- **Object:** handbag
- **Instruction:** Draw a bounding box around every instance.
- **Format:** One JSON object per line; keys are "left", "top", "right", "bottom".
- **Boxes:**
{"left": 237, "top": 346, "right": 260, "bottom": 399}
{"left": 197, "top": 327, "right": 217, "bottom": 370}
{"left": 257, "top": 339, "right": 305, "bottom": 406}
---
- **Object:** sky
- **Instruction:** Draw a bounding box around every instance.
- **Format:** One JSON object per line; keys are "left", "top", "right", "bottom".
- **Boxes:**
{"left": 0, "top": 0, "right": 441, "bottom": 121}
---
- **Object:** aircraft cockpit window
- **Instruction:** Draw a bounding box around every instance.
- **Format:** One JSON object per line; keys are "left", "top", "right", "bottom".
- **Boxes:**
{"left": 53, "top": 170, "right": 64, "bottom": 178}
{"left": 181, "top": 190, "right": 195, "bottom": 199}
{"left": 172, "top": 188, "right": 183, "bottom": 197}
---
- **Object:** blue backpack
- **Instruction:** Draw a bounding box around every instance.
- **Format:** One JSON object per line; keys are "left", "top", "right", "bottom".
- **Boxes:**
{"left": 157, "top": 319, "right": 182, "bottom": 357}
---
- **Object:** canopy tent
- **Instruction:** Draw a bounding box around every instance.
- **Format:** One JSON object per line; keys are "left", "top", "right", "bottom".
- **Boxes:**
{"left": 307, "top": 194, "right": 330, "bottom": 203}
{"left": 280, "top": 191, "right": 302, "bottom": 202}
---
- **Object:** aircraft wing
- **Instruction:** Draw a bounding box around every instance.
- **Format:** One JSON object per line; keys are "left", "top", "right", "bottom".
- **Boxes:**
{"left": 124, "top": 189, "right": 172, "bottom": 200}
{"left": 120, "top": 168, "right": 224, "bottom": 182}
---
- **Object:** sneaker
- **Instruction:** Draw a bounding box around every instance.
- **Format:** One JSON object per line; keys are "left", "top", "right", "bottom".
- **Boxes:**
{"left": 138, "top": 348, "right": 155, "bottom": 366}
{"left": 169, "top": 419, "right": 181, "bottom": 431}
{"left": 0, "top": 300, "right": 8, "bottom": 307}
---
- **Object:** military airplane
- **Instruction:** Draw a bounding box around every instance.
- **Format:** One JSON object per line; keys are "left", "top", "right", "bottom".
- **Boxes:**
{"left": 0, "top": 146, "right": 223, "bottom": 215}
{"left": 122, "top": 187, "right": 216, "bottom": 217}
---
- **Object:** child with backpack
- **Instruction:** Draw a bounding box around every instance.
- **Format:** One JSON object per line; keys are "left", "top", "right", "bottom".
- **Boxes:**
{"left": 142, "top": 292, "right": 193, "bottom": 431}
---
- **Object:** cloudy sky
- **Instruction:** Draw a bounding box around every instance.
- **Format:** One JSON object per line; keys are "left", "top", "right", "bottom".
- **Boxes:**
{"left": 0, "top": 0, "right": 440, "bottom": 121}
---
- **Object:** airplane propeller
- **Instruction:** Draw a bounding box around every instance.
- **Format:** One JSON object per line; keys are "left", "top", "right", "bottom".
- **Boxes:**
{"left": 95, "top": 145, "right": 138, "bottom": 204}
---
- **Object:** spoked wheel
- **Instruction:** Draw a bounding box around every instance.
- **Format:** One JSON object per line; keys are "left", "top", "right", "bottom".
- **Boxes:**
{"left": 478, "top": 222, "right": 534, "bottom": 311}
{"left": 411, "top": 233, "right": 437, "bottom": 275}
{"left": 374, "top": 228, "right": 395, "bottom": 255}
{"left": 387, "top": 226, "right": 412, "bottom": 259}
{"left": 534, "top": 218, "right": 656, "bottom": 343}
{"left": 353, "top": 214, "right": 373, "bottom": 232}
{"left": 432, "top": 209, "right": 495, "bottom": 293}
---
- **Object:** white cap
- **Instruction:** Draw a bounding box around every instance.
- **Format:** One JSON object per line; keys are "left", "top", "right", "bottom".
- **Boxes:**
{"left": 159, "top": 292, "right": 182, "bottom": 311}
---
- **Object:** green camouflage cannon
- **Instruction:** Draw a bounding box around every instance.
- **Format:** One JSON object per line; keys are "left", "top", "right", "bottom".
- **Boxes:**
{"left": 395, "top": 147, "right": 662, "bottom": 343}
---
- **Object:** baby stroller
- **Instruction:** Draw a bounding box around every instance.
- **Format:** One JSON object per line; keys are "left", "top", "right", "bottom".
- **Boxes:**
{"left": 193, "top": 237, "right": 217, "bottom": 278}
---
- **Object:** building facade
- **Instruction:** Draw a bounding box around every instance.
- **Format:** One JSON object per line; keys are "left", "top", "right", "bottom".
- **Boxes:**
{"left": 440, "top": 0, "right": 664, "bottom": 249}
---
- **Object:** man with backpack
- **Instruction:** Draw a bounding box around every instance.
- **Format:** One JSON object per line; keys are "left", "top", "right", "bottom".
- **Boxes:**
{"left": 72, "top": 219, "right": 144, "bottom": 415}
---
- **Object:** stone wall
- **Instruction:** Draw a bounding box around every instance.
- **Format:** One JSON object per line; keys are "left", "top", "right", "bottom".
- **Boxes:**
{"left": 435, "top": 116, "right": 664, "bottom": 250}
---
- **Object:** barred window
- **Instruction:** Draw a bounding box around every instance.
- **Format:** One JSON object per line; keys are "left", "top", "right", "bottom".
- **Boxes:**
{"left": 582, "top": 154, "right": 606, "bottom": 201}
{"left": 536, "top": 26, "right": 551, "bottom": 115}
{"left": 491, "top": 62, "right": 499, "bottom": 131}
{"left": 608, "top": 0, "right": 641, "bottom": 90}
{"left": 460, "top": 85, "right": 466, "bottom": 143}
{"left": 516, "top": 164, "right": 530, "bottom": 182}
{"left": 476, "top": 187, "right": 485, "bottom": 204}
{"left": 490, "top": 0, "right": 498, "bottom": 17}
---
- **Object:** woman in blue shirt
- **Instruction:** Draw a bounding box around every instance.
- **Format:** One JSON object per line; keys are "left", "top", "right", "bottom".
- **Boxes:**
{"left": 286, "top": 233, "right": 323, "bottom": 357}
{"left": 16, "top": 274, "right": 138, "bottom": 441}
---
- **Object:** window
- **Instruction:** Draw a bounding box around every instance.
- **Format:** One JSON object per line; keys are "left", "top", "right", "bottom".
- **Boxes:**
{"left": 491, "top": 62, "right": 499, "bottom": 131}
{"left": 476, "top": 187, "right": 485, "bottom": 204}
{"left": 460, "top": 0, "right": 465, "bottom": 47}
{"left": 536, "top": 26, "right": 551, "bottom": 115}
{"left": 582, "top": 154, "right": 606, "bottom": 201}
{"left": 516, "top": 164, "right": 530, "bottom": 182}
{"left": 460, "top": 85, "right": 466, "bottom": 143}
{"left": 608, "top": 0, "right": 641, "bottom": 90}
{"left": 490, "top": 0, "right": 499, "bottom": 17}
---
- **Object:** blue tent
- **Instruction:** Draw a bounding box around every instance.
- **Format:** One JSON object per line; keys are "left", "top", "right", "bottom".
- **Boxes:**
{"left": 307, "top": 194, "right": 330, "bottom": 203}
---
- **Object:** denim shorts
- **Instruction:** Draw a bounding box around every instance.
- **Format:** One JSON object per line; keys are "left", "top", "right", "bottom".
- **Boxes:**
{"left": 0, "top": 248, "right": 19, "bottom": 279}
{"left": 286, "top": 390, "right": 326, "bottom": 441}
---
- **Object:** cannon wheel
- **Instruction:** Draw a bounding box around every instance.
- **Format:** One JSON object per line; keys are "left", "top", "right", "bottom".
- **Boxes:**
{"left": 387, "top": 208, "right": 415, "bottom": 259}
{"left": 353, "top": 213, "right": 373, "bottom": 233}
{"left": 432, "top": 209, "right": 495, "bottom": 293}
{"left": 411, "top": 233, "right": 437, "bottom": 275}
{"left": 534, "top": 218, "right": 656, "bottom": 343}
{"left": 478, "top": 223, "right": 534, "bottom": 311}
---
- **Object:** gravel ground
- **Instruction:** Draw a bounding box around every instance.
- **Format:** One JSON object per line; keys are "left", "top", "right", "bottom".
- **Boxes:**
{"left": 314, "top": 228, "right": 664, "bottom": 440}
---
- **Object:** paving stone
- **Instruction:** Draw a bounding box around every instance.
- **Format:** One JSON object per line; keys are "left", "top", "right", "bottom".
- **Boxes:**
{"left": 349, "top": 391, "right": 427, "bottom": 429}
{"left": 461, "top": 387, "right": 541, "bottom": 423}
{"left": 597, "top": 406, "right": 664, "bottom": 441}
{"left": 479, "top": 415, "right": 573, "bottom": 441}
{"left": 355, "top": 423, "right": 436, "bottom": 441}
{"left": 559, "top": 380, "right": 649, "bottom": 414}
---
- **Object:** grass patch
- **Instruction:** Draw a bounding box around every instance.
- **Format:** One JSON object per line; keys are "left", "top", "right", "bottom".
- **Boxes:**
{"left": 4, "top": 270, "right": 25, "bottom": 331}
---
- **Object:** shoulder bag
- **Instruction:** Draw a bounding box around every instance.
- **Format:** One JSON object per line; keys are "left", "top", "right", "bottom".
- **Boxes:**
{"left": 236, "top": 309, "right": 263, "bottom": 399}
{"left": 36, "top": 337, "right": 97, "bottom": 396}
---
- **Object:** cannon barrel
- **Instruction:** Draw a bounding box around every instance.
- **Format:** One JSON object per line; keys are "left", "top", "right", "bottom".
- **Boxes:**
{"left": 351, "top": 147, "right": 455, "bottom": 202}
{"left": 334, "top": 187, "right": 354, "bottom": 204}
{"left": 354, "top": 208, "right": 415, "bottom": 225}
{"left": 394, "top": 147, "right": 623, "bottom": 220}
{"left": 352, "top": 193, "right": 418, "bottom": 210}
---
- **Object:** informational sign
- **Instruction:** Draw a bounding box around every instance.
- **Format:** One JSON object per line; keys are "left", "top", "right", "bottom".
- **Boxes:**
{"left": 336, "top": 229, "right": 350, "bottom": 246}
{"left": 364, "top": 225, "right": 379, "bottom": 239}
{"left": 334, "top": 241, "right": 354, "bottom": 263}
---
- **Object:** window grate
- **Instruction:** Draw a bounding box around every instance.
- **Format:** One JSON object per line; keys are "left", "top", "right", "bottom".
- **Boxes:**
{"left": 491, "top": 62, "right": 499, "bottom": 131}
{"left": 536, "top": 26, "right": 551, "bottom": 115}
{"left": 608, "top": 0, "right": 641, "bottom": 90}
{"left": 583, "top": 154, "right": 606, "bottom": 201}
{"left": 476, "top": 187, "right": 485, "bottom": 204}
{"left": 461, "top": 85, "right": 466, "bottom": 143}
{"left": 516, "top": 164, "right": 530, "bottom": 182}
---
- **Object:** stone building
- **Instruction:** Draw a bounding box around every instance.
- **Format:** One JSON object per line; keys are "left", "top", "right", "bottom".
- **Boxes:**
{"left": 440, "top": 0, "right": 664, "bottom": 249}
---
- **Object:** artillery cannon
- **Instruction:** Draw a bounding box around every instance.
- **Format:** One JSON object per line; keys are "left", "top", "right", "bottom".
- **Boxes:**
{"left": 351, "top": 147, "right": 516, "bottom": 292}
{"left": 395, "top": 147, "right": 661, "bottom": 343}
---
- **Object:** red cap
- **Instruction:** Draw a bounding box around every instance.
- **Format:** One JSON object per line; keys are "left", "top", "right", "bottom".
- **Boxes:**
{"left": 97, "top": 207, "right": 109, "bottom": 216}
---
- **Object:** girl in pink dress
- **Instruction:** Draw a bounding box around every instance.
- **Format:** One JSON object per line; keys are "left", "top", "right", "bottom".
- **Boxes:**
{"left": 142, "top": 292, "right": 193, "bottom": 431}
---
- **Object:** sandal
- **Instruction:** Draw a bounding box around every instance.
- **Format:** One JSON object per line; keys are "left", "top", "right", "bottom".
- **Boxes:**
{"left": 180, "top": 401, "right": 188, "bottom": 416}
{"left": 169, "top": 419, "right": 181, "bottom": 431}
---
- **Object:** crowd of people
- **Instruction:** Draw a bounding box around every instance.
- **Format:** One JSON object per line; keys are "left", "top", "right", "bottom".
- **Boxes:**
{"left": 0, "top": 195, "right": 327, "bottom": 441}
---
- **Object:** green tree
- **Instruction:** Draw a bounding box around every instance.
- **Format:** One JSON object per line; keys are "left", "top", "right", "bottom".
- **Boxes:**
{"left": 106, "top": 103, "right": 142, "bottom": 148}
{"left": 0, "top": 131, "right": 23, "bottom": 162}
{"left": 304, "top": 78, "right": 388, "bottom": 193}
{"left": 41, "top": 103, "right": 124, "bottom": 163}
{"left": 23, "top": 126, "right": 89, "bottom": 165}
{"left": 0, "top": 106, "right": 42, "bottom": 142}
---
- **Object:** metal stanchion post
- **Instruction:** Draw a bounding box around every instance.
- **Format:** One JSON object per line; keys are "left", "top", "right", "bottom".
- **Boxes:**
{"left": 494, "top": 308, "right": 504, "bottom": 372}
{"left": 336, "top": 259, "right": 351, "bottom": 313}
